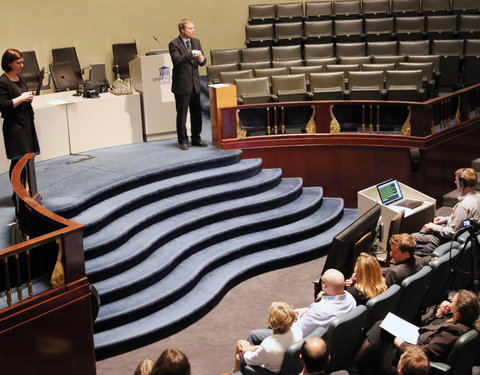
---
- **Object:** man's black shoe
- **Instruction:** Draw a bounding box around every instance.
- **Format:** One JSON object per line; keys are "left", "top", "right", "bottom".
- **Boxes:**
{"left": 179, "top": 143, "right": 189, "bottom": 151}
{"left": 191, "top": 140, "right": 207, "bottom": 147}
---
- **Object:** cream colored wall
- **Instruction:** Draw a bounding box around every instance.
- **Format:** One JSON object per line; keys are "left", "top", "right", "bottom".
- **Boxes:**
{"left": 0, "top": 0, "right": 320, "bottom": 84}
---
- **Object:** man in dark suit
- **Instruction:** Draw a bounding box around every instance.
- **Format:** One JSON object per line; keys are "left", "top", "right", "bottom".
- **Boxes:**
{"left": 169, "top": 19, "right": 208, "bottom": 150}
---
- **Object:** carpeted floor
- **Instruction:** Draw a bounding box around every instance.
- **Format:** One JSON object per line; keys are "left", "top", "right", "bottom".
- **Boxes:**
{"left": 95, "top": 255, "right": 326, "bottom": 375}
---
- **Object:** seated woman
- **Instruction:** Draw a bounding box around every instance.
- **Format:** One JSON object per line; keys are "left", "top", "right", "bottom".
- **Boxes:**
{"left": 234, "top": 301, "right": 302, "bottom": 373}
{"left": 394, "top": 289, "right": 480, "bottom": 362}
{"left": 356, "top": 289, "right": 480, "bottom": 374}
{"left": 345, "top": 252, "right": 388, "bottom": 305}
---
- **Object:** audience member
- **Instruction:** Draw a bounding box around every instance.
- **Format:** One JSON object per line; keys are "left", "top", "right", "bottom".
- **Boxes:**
{"left": 356, "top": 289, "right": 480, "bottom": 374}
{"left": 134, "top": 357, "right": 155, "bottom": 375}
{"left": 151, "top": 348, "right": 191, "bottom": 375}
{"left": 412, "top": 168, "right": 480, "bottom": 251}
{"left": 382, "top": 234, "right": 424, "bottom": 286}
{"left": 394, "top": 289, "right": 480, "bottom": 362}
{"left": 299, "top": 337, "right": 349, "bottom": 375}
{"left": 234, "top": 302, "right": 301, "bottom": 373}
{"left": 247, "top": 269, "right": 356, "bottom": 345}
{"left": 397, "top": 346, "right": 430, "bottom": 375}
{"left": 345, "top": 252, "right": 387, "bottom": 305}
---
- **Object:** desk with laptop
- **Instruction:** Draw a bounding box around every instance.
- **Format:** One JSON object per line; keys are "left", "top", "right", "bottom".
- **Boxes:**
{"left": 358, "top": 179, "right": 436, "bottom": 242}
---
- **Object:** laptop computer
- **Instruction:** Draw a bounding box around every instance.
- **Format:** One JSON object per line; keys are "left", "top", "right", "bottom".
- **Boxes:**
{"left": 376, "top": 179, "right": 424, "bottom": 209}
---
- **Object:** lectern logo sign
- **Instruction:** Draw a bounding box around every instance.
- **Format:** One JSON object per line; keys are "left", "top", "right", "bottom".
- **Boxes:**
{"left": 153, "top": 66, "right": 171, "bottom": 85}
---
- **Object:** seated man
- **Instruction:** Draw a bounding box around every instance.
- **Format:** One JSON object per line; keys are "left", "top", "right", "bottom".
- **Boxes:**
{"left": 247, "top": 269, "right": 356, "bottom": 344}
{"left": 413, "top": 168, "right": 480, "bottom": 250}
{"left": 299, "top": 337, "right": 349, "bottom": 375}
{"left": 383, "top": 233, "right": 424, "bottom": 286}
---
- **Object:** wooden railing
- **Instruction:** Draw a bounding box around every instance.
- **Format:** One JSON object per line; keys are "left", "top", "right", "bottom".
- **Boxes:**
{"left": 1, "top": 153, "right": 85, "bottom": 308}
{"left": 0, "top": 154, "right": 96, "bottom": 375}
{"left": 210, "top": 83, "right": 480, "bottom": 147}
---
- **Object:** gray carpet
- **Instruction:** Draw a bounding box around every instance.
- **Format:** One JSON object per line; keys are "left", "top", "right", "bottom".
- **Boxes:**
{"left": 95, "top": 256, "right": 327, "bottom": 375}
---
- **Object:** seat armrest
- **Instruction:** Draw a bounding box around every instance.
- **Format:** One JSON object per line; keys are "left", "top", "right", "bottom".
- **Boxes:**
{"left": 429, "top": 362, "right": 451, "bottom": 374}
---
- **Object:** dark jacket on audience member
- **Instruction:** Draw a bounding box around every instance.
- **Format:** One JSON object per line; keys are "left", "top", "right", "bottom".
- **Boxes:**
{"left": 382, "top": 256, "right": 423, "bottom": 286}
{"left": 417, "top": 320, "right": 470, "bottom": 362}
{"left": 346, "top": 286, "right": 368, "bottom": 306}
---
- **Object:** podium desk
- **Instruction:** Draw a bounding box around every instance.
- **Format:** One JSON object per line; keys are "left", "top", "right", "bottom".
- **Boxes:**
{"left": 358, "top": 181, "right": 436, "bottom": 242}
{"left": 1, "top": 91, "right": 143, "bottom": 174}
{"left": 129, "top": 53, "right": 183, "bottom": 141}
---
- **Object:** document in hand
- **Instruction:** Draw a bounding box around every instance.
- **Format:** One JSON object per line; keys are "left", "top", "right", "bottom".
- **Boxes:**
{"left": 380, "top": 312, "right": 420, "bottom": 344}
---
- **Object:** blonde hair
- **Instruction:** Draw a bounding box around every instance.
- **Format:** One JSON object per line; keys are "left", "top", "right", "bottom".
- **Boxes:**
{"left": 268, "top": 302, "right": 296, "bottom": 334}
{"left": 134, "top": 358, "right": 154, "bottom": 375}
{"left": 456, "top": 168, "right": 478, "bottom": 188}
{"left": 178, "top": 19, "right": 193, "bottom": 32}
{"left": 354, "top": 252, "right": 387, "bottom": 299}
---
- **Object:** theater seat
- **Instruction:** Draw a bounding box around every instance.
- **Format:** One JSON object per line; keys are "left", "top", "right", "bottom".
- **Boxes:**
{"left": 235, "top": 77, "right": 272, "bottom": 105}
{"left": 206, "top": 63, "right": 238, "bottom": 84}
{"left": 365, "top": 284, "right": 401, "bottom": 330}
{"left": 220, "top": 70, "right": 252, "bottom": 85}
{"left": 310, "top": 72, "right": 345, "bottom": 100}
{"left": 385, "top": 69, "right": 424, "bottom": 101}
{"left": 430, "top": 330, "right": 480, "bottom": 375}
{"left": 347, "top": 71, "right": 385, "bottom": 100}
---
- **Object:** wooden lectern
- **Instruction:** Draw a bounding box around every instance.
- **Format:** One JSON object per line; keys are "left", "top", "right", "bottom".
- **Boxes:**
{"left": 209, "top": 84, "right": 238, "bottom": 148}
{"left": 129, "top": 52, "right": 179, "bottom": 141}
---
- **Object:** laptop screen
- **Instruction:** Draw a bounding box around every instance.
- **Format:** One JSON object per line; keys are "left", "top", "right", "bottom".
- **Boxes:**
{"left": 376, "top": 179, "right": 403, "bottom": 205}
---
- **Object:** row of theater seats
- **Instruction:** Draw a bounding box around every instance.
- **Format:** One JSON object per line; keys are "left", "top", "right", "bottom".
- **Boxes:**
{"left": 245, "top": 15, "right": 480, "bottom": 47}
{"left": 208, "top": 40, "right": 480, "bottom": 90}
{"left": 247, "top": 0, "right": 479, "bottom": 25}
{"left": 243, "top": 238, "right": 480, "bottom": 375}
{"left": 228, "top": 69, "right": 428, "bottom": 104}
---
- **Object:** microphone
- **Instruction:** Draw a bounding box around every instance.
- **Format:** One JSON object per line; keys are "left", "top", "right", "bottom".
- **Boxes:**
{"left": 153, "top": 36, "right": 162, "bottom": 48}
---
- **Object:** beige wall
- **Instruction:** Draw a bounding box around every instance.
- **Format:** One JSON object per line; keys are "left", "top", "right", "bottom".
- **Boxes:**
{"left": 0, "top": 0, "right": 314, "bottom": 84}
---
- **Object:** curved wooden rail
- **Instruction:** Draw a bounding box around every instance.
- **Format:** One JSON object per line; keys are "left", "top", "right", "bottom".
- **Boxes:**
{"left": 0, "top": 154, "right": 96, "bottom": 375}
{"left": 1, "top": 153, "right": 86, "bottom": 309}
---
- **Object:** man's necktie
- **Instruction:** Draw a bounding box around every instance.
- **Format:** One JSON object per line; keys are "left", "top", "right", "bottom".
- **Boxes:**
{"left": 186, "top": 40, "right": 191, "bottom": 52}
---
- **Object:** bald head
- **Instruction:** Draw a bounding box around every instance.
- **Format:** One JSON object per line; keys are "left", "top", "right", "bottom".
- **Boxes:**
{"left": 300, "top": 337, "right": 330, "bottom": 373}
{"left": 322, "top": 268, "right": 345, "bottom": 295}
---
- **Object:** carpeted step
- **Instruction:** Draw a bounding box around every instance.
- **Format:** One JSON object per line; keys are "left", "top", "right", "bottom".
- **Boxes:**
{"left": 44, "top": 149, "right": 242, "bottom": 219}
{"left": 73, "top": 158, "right": 264, "bottom": 237}
{"left": 93, "top": 193, "right": 338, "bottom": 331}
{"left": 90, "top": 186, "right": 326, "bottom": 302}
{"left": 85, "top": 175, "right": 302, "bottom": 279}
{"left": 82, "top": 166, "right": 287, "bottom": 259}
{"left": 93, "top": 207, "right": 357, "bottom": 360}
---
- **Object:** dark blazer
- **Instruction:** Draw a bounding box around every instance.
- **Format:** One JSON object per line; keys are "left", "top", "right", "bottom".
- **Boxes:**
{"left": 0, "top": 74, "right": 39, "bottom": 159}
{"left": 168, "top": 36, "right": 207, "bottom": 95}
{"left": 382, "top": 255, "right": 423, "bottom": 286}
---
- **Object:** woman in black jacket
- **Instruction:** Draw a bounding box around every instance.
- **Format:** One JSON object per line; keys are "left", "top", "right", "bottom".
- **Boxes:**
{"left": 0, "top": 48, "right": 39, "bottom": 183}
